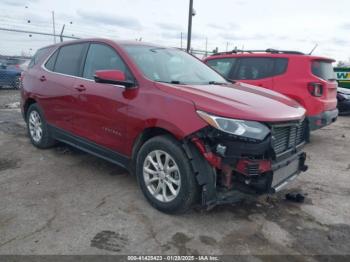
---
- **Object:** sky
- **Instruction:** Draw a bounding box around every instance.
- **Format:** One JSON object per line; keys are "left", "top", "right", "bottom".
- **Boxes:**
{"left": 0, "top": 0, "right": 349, "bottom": 62}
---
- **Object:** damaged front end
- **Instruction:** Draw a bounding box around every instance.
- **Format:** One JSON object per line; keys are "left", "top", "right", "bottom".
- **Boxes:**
{"left": 183, "top": 117, "right": 308, "bottom": 208}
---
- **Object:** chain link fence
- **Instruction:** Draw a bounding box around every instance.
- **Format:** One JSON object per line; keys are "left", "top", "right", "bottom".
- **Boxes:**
{"left": 0, "top": 29, "right": 52, "bottom": 89}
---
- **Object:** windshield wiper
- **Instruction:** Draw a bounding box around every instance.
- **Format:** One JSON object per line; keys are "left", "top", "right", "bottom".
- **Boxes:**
{"left": 150, "top": 47, "right": 166, "bottom": 53}
{"left": 156, "top": 80, "right": 185, "bottom": 85}
{"left": 208, "top": 81, "right": 228, "bottom": 85}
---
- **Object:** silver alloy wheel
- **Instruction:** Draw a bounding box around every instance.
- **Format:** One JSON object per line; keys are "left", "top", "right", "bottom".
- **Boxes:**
{"left": 143, "top": 150, "right": 181, "bottom": 202}
{"left": 28, "top": 110, "right": 43, "bottom": 143}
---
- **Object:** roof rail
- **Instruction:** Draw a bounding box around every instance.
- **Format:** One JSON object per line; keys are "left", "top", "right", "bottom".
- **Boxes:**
{"left": 212, "top": 48, "right": 305, "bottom": 56}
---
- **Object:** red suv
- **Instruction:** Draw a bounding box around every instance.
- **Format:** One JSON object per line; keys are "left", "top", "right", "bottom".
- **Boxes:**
{"left": 204, "top": 49, "right": 338, "bottom": 131}
{"left": 21, "top": 39, "right": 308, "bottom": 213}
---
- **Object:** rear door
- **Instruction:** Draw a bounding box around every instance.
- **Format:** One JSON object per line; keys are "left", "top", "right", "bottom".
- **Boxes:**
{"left": 231, "top": 57, "right": 274, "bottom": 89}
{"left": 40, "top": 43, "right": 89, "bottom": 133}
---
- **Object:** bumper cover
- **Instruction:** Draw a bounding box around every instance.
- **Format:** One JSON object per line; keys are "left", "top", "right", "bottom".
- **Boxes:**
{"left": 308, "top": 109, "right": 338, "bottom": 131}
{"left": 184, "top": 141, "right": 307, "bottom": 208}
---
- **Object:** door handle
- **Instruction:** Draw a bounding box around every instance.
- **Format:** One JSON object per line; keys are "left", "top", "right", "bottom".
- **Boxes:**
{"left": 74, "top": 84, "right": 86, "bottom": 92}
{"left": 39, "top": 76, "right": 46, "bottom": 82}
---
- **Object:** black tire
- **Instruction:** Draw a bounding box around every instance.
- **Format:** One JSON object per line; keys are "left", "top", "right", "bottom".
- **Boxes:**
{"left": 26, "top": 103, "right": 56, "bottom": 149}
{"left": 136, "top": 135, "right": 199, "bottom": 214}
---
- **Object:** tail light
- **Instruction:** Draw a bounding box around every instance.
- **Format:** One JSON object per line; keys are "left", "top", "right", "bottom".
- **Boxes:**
{"left": 308, "top": 82, "right": 323, "bottom": 97}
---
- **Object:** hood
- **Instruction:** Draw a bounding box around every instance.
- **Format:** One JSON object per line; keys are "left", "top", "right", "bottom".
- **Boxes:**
{"left": 155, "top": 81, "right": 306, "bottom": 123}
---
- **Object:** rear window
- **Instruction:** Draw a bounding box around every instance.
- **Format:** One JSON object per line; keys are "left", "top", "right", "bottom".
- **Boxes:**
{"left": 311, "top": 60, "right": 335, "bottom": 81}
{"left": 54, "top": 43, "right": 88, "bottom": 76}
{"left": 28, "top": 47, "right": 51, "bottom": 69}
{"left": 45, "top": 50, "right": 59, "bottom": 71}
{"left": 206, "top": 58, "right": 237, "bottom": 78}
{"left": 234, "top": 58, "right": 275, "bottom": 80}
{"left": 206, "top": 57, "right": 288, "bottom": 80}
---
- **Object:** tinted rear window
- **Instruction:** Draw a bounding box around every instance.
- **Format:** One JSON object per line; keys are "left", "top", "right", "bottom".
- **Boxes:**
{"left": 54, "top": 43, "right": 88, "bottom": 76}
{"left": 274, "top": 58, "right": 288, "bottom": 75}
{"left": 45, "top": 49, "right": 59, "bottom": 71}
{"left": 234, "top": 58, "right": 275, "bottom": 80}
{"left": 206, "top": 58, "right": 237, "bottom": 78}
{"left": 311, "top": 60, "right": 335, "bottom": 81}
{"left": 28, "top": 47, "right": 51, "bottom": 69}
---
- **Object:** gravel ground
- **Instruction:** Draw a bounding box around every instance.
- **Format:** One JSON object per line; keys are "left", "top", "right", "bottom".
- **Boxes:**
{"left": 0, "top": 89, "right": 349, "bottom": 259}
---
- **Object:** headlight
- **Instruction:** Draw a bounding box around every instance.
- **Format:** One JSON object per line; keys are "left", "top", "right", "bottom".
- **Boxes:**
{"left": 197, "top": 110, "right": 270, "bottom": 141}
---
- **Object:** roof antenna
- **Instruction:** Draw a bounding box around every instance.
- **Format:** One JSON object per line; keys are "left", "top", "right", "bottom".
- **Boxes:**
{"left": 309, "top": 44, "right": 318, "bottom": 55}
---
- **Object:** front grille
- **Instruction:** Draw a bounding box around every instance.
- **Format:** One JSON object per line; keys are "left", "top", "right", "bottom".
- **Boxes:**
{"left": 271, "top": 120, "right": 306, "bottom": 156}
{"left": 246, "top": 162, "right": 260, "bottom": 176}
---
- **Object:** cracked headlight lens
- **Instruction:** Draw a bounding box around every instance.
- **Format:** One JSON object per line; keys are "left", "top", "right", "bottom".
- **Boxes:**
{"left": 197, "top": 110, "right": 270, "bottom": 141}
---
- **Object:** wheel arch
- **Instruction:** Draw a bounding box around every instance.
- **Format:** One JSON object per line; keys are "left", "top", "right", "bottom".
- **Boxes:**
{"left": 23, "top": 98, "right": 37, "bottom": 119}
{"left": 130, "top": 127, "right": 178, "bottom": 174}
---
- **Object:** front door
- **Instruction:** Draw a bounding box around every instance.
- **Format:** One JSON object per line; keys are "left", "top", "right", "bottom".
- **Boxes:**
{"left": 72, "top": 43, "right": 133, "bottom": 154}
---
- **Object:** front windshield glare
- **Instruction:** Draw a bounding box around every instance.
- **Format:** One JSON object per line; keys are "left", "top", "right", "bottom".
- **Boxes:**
{"left": 122, "top": 45, "right": 227, "bottom": 85}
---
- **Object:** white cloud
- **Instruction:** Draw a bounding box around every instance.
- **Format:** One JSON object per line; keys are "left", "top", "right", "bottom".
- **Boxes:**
{"left": 0, "top": 0, "right": 349, "bottom": 61}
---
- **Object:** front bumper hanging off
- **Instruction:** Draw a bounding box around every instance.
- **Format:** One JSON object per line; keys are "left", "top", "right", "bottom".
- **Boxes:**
{"left": 183, "top": 130, "right": 308, "bottom": 208}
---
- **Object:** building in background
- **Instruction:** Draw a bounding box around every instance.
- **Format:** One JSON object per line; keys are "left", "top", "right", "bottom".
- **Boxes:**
{"left": 334, "top": 67, "right": 350, "bottom": 89}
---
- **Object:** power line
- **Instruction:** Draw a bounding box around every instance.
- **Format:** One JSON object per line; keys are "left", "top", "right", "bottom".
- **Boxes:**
{"left": 0, "top": 17, "right": 120, "bottom": 39}
{"left": 0, "top": 27, "right": 80, "bottom": 40}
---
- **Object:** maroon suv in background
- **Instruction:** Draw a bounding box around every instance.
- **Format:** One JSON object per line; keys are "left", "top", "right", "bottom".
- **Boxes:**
{"left": 204, "top": 49, "right": 338, "bottom": 131}
{"left": 21, "top": 39, "right": 308, "bottom": 213}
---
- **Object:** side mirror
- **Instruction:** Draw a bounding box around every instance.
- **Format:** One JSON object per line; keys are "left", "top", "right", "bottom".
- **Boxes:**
{"left": 94, "top": 70, "right": 135, "bottom": 88}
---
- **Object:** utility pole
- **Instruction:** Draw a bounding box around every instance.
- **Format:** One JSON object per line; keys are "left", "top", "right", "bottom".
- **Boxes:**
{"left": 180, "top": 32, "right": 183, "bottom": 49}
{"left": 205, "top": 37, "right": 208, "bottom": 57}
{"left": 186, "top": 0, "right": 194, "bottom": 53}
{"left": 52, "top": 11, "right": 56, "bottom": 43}
{"left": 60, "top": 24, "right": 65, "bottom": 42}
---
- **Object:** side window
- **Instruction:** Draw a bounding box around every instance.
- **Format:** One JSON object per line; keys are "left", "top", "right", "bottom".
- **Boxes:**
{"left": 273, "top": 58, "right": 288, "bottom": 75}
{"left": 206, "top": 58, "right": 237, "bottom": 78}
{"left": 45, "top": 50, "right": 59, "bottom": 71}
{"left": 54, "top": 43, "right": 88, "bottom": 76}
{"left": 83, "top": 43, "right": 130, "bottom": 80}
{"left": 28, "top": 47, "right": 51, "bottom": 69}
{"left": 233, "top": 58, "right": 275, "bottom": 80}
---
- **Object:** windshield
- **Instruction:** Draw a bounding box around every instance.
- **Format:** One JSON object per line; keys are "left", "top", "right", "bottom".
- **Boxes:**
{"left": 122, "top": 45, "right": 227, "bottom": 85}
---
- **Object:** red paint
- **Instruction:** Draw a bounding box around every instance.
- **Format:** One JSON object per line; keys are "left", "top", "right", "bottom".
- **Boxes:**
{"left": 221, "top": 164, "right": 233, "bottom": 189}
{"left": 191, "top": 137, "right": 221, "bottom": 169}
{"left": 21, "top": 39, "right": 306, "bottom": 159}
{"left": 95, "top": 69, "right": 125, "bottom": 82}
{"left": 236, "top": 159, "right": 272, "bottom": 176}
